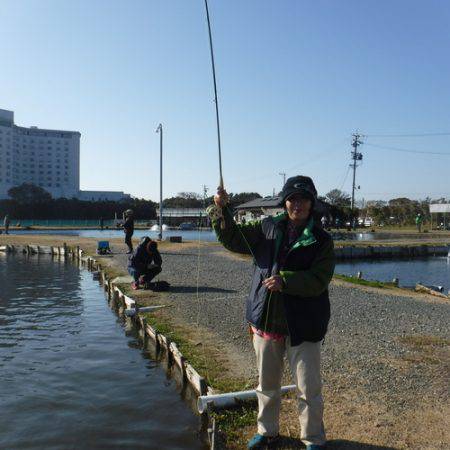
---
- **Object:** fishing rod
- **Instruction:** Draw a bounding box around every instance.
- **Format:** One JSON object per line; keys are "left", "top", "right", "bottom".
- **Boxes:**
{"left": 204, "top": 0, "right": 224, "bottom": 189}
{"left": 202, "top": 2, "right": 273, "bottom": 330}
{"left": 202, "top": 0, "right": 257, "bottom": 257}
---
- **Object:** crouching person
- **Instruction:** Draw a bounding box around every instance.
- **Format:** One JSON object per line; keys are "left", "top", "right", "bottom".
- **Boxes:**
{"left": 127, "top": 237, "right": 162, "bottom": 290}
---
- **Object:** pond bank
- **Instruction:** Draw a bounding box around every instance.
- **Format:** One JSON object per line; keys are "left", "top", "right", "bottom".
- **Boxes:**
{"left": 1, "top": 235, "right": 449, "bottom": 449}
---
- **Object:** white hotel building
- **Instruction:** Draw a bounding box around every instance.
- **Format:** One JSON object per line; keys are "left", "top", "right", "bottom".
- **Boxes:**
{"left": 0, "top": 108, "right": 129, "bottom": 201}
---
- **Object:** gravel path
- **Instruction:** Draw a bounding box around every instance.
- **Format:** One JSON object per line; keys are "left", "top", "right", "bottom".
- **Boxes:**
{"left": 115, "top": 242, "right": 449, "bottom": 414}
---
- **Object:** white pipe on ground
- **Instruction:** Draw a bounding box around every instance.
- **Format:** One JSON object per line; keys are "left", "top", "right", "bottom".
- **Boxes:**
{"left": 197, "top": 385, "right": 296, "bottom": 414}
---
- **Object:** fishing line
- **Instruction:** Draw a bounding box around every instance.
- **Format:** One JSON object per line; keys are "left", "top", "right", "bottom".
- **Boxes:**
{"left": 195, "top": 221, "right": 203, "bottom": 326}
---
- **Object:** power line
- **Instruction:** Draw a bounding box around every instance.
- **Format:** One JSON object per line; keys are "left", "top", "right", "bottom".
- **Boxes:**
{"left": 226, "top": 138, "right": 348, "bottom": 186}
{"left": 362, "top": 192, "right": 450, "bottom": 195}
{"left": 338, "top": 165, "right": 351, "bottom": 191}
{"left": 365, "top": 142, "right": 450, "bottom": 156}
{"left": 364, "top": 132, "right": 450, "bottom": 138}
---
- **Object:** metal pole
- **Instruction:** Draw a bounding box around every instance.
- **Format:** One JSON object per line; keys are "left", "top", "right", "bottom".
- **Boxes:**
{"left": 204, "top": 0, "right": 224, "bottom": 188}
{"left": 351, "top": 133, "right": 363, "bottom": 229}
{"left": 156, "top": 124, "right": 163, "bottom": 240}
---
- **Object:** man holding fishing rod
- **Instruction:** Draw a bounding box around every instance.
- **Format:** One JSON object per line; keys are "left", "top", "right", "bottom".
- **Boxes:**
{"left": 210, "top": 176, "right": 335, "bottom": 450}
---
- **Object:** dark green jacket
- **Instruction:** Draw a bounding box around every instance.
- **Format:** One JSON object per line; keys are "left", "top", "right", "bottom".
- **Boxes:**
{"left": 212, "top": 207, "right": 335, "bottom": 345}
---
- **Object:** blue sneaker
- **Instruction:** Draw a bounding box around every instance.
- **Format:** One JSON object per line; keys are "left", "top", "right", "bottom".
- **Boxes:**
{"left": 306, "top": 445, "right": 327, "bottom": 450}
{"left": 247, "top": 433, "right": 280, "bottom": 449}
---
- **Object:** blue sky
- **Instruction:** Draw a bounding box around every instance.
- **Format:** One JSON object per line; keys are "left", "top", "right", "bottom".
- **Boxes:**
{"left": 1, "top": 0, "right": 449, "bottom": 201}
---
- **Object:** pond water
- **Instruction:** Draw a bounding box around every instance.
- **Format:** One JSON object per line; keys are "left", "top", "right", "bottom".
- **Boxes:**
{"left": 0, "top": 254, "right": 206, "bottom": 449}
{"left": 4, "top": 228, "right": 436, "bottom": 243}
{"left": 335, "top": 256, "right": 450, "bottom": 292}
{"left": 5, "top": 228, "right": 218, "bottom": 242}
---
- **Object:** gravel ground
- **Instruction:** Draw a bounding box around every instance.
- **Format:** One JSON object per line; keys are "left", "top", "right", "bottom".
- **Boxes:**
{"left": 115, "top": 242, "right": 449, "bottom": 414}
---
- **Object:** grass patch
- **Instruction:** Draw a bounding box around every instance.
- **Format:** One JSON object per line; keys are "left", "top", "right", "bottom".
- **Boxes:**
{"left": 333, "top": 273, "right": 395, "bottom": 289}
{"left": 211, "top": 404, "right": 257, "bottom": 448}
{"left": 142, "top": 312, "right": 251, "bottom": 393}
{"left": 398, "top": 335, "right": 449, "bottom": 366}
{"left": 399, "top": 335, "right": 449, "bottom": 349}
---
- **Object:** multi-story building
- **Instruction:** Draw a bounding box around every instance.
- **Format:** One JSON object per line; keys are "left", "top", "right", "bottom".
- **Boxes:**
{"left": 0, "top": 108, "right": 129, "bottom": 201}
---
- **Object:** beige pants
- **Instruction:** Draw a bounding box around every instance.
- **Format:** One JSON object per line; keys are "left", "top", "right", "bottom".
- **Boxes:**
{"left": 253, "top": 333, "right": 326, "bottom": 446}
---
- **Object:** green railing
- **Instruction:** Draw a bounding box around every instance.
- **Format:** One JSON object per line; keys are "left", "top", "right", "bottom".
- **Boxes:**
{"left": 13, "top": 219, "right": 154, "bottom": 227}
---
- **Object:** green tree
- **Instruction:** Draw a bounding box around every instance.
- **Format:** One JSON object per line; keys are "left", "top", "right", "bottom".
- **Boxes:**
{"left": 325, "top": 189, "right": 351, "bottom": 207}
{"left": 8, "top": 183, "right": 52, "bottom": 204}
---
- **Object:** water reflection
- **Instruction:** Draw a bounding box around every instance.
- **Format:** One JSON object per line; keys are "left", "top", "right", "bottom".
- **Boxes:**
{"left": 0, "top": 254, "right": 206, "bottom": 450}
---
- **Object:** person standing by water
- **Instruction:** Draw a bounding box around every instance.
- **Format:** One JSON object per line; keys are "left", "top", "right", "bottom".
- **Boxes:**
{"left": 208, "top": 176, "right": 335, "bottom": 450}
{"left": 122, "top": 209, "right": 134, "bottom": 254}
{"left": 99, "top": 217, "right": 104, "bottom": 231}
{"left": 415, "top": 213, "right": 423, "bottom": 233}
{"left": 3, "top": 214, "right": 10, "bottom": 234}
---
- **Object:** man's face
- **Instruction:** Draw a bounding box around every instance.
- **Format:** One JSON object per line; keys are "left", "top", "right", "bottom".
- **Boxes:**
{"left": 285, "top": 193, "right": 312, "bottom": 224}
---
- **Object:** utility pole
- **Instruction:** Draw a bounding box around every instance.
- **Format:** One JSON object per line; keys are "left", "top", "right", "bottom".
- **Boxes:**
{"left": 351, "top": 133, "right": 363, "bottom": 228}
{"left": 156, "top": 124, "right": 163, "bottom": 240}
{"left": 279, "top": 172, "right": 286, "bottom": 188}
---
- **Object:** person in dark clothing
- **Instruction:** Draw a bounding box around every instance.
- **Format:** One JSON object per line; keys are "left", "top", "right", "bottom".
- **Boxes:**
{"left": 4, "top": 214, "right": 10, "bottom": 234}
{"left": 122, "top": 209, "right": 134, "bottom": 253}
{"left": 99, "top": 217, "right": 104, "bottom": 230}
{"left": 209, "top": 175, "right": 334, "bottom": 450}
{"left": 127, "top": 237, "right": 162, "bottom": 290}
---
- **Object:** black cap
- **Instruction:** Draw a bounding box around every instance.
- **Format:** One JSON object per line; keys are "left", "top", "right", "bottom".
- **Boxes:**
{"left": 279, "top": 175, "right": 317, "bottom": 205}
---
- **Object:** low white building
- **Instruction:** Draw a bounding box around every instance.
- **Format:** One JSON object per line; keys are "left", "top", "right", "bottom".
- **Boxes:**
{"left": 78, "top": 190, "right": 131, "bottom": 202}
{"left": 0, "top": 108, "right": 129, "bottom": 201}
